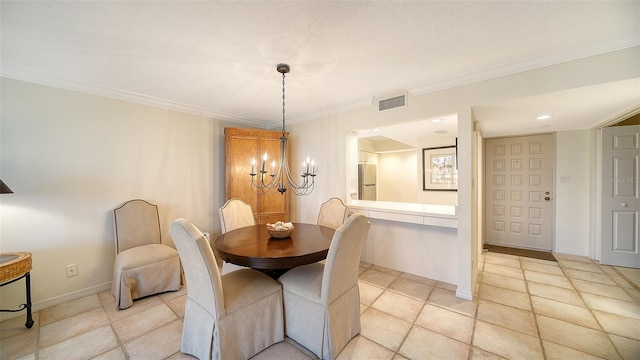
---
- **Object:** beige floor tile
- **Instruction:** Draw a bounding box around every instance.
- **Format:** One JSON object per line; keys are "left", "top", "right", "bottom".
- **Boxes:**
{"left": 38, "top": 325, "right": 118, "bottom": 360}
{"left": 359, "top": 303, "right": 367, "bottom": 315}
{"left": 112, "top": 303, "right": 178, "bottom": 342}
{"left": 360, "top": 307, "right": 412, "bottom": 352}
{"left": 473, "top": 320, "right": 543, "bottom": 360}
{"left": 124, "top": 320, "right": 183, "bottom": 360}
{"left": 389, "top": 277, "right": 434, "bottom": 301}
{"left": 358, "top": 281, "right": 384, "bottom": 306}
{"left": 481, "top": 272, "right": 527, "bottom": 293}
{"left": 625, "top": 288, "right": 640, "bottom": 302}
{"left": 166, "top": 351, "right": 198, "bottom": 360}
{"left": 531, "top": 296, "right": 599, "bottom": 329}
{"left": 541, "top": 340, "right": 604, "bottom": 360}
{"left": 581, "top": 293, "right": 640, "bottom": 320}
{"left": 251, "top": 340, "right": 312, "bottom": 360}
{"left": 436, "top": 281, "right": 457, "bottom": 291}
{"left": 592, "top": 310, "right": 640, "bottom": 340}
{"left": 335, "top": 336, "right": 395, "bottom": 360}
{"left": 92, "top": 347, "right": 127, "bottom": 360}
{"left": 484, "top": 254, "right": 521, "bottom": 269}
{"left": 166, "top": 294, "right": 187, "bottom": 319}
{"left": 371, "top": 265, "right": 402, "bottom": 276}
{"left": 158, "top": 286, "right": 187, "bottom": 302}
{"left": 478, "top": 284, "right": 531, "bottom": 311}
{"left": 12, "top": 353, "right": 35, "bottom": 360}
{"left": 359, "top": 269, "right": 398, "bottom": 288}
{"left": 571, "top": 278, "right": 634, "bottom": 301}
{"left": 484, "top": 263, "right": 524, "bottom": 280}
{"left": 39, "top": 307, "right": 109, "bottom": 349}
{"left": 0, "top": 325, "right": 39, "bottom": 360}
{"left": 105, "top": 295, "right": 164, "bottom": 322}
{"left": 371, "top": 290, "right": 424, "bottom": 323}
{"left": 98, "top": 290, "right": 116, "bottom": 307}
{"left": 609, "top": 273, "right": 635, "bottom": 289}
{"left": 428, "top": 288, "right": 477, "bottom": 317}
{"left": 0, "top": 311, "right": 39, "bottom": 340}
{"left": 520, "top": 260, "right": 563, "bottom": 276}
{"left": 536, "top": 315, "right": 620, "bottom": 359}
{"left": 615, "top": 267, "right": 640, "bottom": 288}
{"left": 469, "top": 347, "right": 507, "bottom": 359}
{"left": 519, "top": 257, "right": 558, "bottom": 266}
{"left": 399, "top": 325, "right": 469, "bottom": 360}
{"left": 527, "top": 282, "right": 584, "bottom": 306}
{"left": 609, "top": 334, "right": 640, "bottom": 360}
{"left": 485, "top": 252, "right": 519, "bottom": 261}
{"left": 476, "top": 300, "right": 537, "bottom": 336}
{"left": 415, "top": 304, "right": 474, "bottom": 344}
{"left": 524, "top": 270, "right": 573, "bottom": 289}
{"left": 557, "top": 259, "right": 603, "bottom": 273}
{"left": 399, "top": 272, "right": 437, "bottom": 286}
{"left": 40, "top": 294, "right": 102, "bottom": 325}
{"left": 564, "top": 268, "right": 617, "bottom": 286}
{"left": 553, "top": 253, "right": 592, "bottom": 263}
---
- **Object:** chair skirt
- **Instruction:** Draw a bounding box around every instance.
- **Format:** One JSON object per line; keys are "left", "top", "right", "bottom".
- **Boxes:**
{"left": 112, "top": 244, "right": 181, "bottom": 309}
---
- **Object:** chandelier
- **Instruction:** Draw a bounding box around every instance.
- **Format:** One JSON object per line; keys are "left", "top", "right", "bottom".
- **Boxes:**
{"left": 250, "top": 63, "right": 316, "bottom": 195}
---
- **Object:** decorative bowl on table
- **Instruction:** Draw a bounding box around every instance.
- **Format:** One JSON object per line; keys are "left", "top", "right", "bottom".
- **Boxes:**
{"left": 266, "top": 221, "right": 294, "bottom": 239}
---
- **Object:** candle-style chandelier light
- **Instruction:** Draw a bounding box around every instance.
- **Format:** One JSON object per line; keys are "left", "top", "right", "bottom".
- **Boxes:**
{"left": 250, "top": 63, "right": 316, "bottom": 195}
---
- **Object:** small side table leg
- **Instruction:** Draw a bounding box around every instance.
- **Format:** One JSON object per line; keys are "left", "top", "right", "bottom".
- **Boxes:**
{"left": 24, "top": 272, "right": 34, "bottom": 328}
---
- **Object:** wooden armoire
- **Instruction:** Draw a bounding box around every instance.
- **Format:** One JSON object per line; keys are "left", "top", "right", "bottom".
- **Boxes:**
{"left": 224, "top": 127, "right": 290, "bottom": 224}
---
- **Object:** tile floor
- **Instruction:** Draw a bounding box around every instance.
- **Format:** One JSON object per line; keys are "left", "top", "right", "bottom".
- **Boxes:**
{"left": 1, "top": 252, "right": 639, "bottom": 360}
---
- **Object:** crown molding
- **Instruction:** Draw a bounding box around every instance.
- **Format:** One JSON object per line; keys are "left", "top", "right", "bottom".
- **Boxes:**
{"left": 0, "top": 68, "right": 265, "bottom": 128}
{"left": 409, "top": 35, "right": 640, "bottom": 96}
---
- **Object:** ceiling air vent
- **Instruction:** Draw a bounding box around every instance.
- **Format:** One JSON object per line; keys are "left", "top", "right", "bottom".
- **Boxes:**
{"left": 378, "top": 94, "right": 406, "bottom": 111}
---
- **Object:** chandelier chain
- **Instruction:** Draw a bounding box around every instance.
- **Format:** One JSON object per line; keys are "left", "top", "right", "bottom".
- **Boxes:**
{"left": 282, "top": 72, "right": 286, "bottom": 134}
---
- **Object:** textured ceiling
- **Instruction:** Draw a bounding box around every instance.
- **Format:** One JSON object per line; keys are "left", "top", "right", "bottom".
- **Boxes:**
{"left": 1, "top": 1, "right": 639, "bottom": 137}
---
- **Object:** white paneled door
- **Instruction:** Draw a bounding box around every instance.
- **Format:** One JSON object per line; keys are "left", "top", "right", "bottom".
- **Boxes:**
{"left": 485, "top": 134, "right": 554, "bottom": 250}
{"left": 601, "top": 125, "right": 640, "bottom": 268}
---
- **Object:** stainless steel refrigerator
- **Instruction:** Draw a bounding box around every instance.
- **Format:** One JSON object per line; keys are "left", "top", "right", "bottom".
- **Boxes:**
{"left": 358, "top": 164, "right": 377, "bottom": 200}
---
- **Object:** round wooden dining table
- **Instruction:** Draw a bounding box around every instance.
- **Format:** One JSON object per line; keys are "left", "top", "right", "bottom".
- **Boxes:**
{"left": 214, "top": 223, "right": 335, "bottom": 274}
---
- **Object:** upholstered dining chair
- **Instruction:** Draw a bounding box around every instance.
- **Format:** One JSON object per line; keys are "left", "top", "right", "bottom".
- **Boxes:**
{"left": 218, "top": 198, "right": 255, "bottom": 274}
{"left": 111, "top": 199, "right": 181, "bottom": 310}
{"left": 278, "top": 213, "right": 371, "bottom": 360}
{"left": 169, "top": 218, "right": 284, "bottom": 360}
{"left": 317, "top": 197, "right": 349, "bottom": 230}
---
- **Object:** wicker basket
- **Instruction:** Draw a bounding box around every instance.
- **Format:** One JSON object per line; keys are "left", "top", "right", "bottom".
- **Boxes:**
{"left": 0, "top": 252, "right": 32, "bottom": 283}
{"left": 267, "top": 226, "right": 294, "bottom": 239}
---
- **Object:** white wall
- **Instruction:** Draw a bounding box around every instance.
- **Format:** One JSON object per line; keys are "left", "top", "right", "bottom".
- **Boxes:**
{"left": 378, "top": 151, "right": 418, "bottom": 202}
{"left": 0, "top": 78, "right": 230, "bottom": 315}
{"left": 555, "top": 130, "right": 591, "bottom": 255}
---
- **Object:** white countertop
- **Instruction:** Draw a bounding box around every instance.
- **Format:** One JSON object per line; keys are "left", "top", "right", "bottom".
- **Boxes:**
{"left": 348, "top": 200, "right": 458, "bottom": 228}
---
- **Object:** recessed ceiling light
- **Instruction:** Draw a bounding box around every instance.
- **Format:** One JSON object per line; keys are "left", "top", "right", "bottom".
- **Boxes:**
{"left": 372, "top": 128, "right": 381, "bottom": 132}
{"left": 431, "top": 119, "right": 443, "bottom": 123}
{"left": 536, "top": 114, "right": 552, "bottom": 120}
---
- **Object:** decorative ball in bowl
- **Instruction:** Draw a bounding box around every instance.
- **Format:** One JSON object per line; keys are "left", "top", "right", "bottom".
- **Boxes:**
{"left": 266, "top": 221, "right": 294, "bottom": 239}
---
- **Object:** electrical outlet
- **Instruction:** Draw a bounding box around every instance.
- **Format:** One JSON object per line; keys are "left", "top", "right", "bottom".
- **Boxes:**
{"left": 65, "top": 263, "right": 78, "bottom": 277}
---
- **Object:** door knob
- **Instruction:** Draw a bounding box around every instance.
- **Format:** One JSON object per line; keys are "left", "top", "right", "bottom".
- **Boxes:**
{"left": 544, "top": 196, "right": 550, "bottom": 201}
{"left": 621, "top": 203, "right": 627, "bottom": 207}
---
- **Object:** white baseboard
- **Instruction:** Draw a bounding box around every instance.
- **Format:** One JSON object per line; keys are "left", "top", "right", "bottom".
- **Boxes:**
{"left": 456, "top": 288, "right": 473, "bottom": 301}
{"left": 0, "top": 282, "right": 112, "bottom": 322}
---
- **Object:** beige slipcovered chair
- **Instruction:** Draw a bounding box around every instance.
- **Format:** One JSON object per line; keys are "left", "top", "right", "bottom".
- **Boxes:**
{"left": 278, "top": 214, "right": 371, "bottom": 360}
{"left": 218, "top": 198, "right": 255, "bottom": 274}
{"left": 112, "top": 199, "right": 181, "bottom": 310}
{"left": 169, "top": 218, "right": 284, "bottom": 360}
{"left": 317, "top": 197, "right": 349, "bottom": 230}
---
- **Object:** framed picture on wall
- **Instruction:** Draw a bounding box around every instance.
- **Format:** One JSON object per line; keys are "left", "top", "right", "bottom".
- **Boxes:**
{"left": 422, "top": 145, "right": 458, "bottom": 191}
